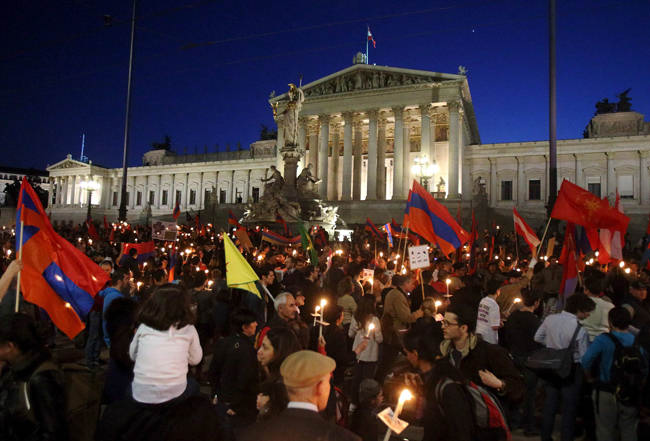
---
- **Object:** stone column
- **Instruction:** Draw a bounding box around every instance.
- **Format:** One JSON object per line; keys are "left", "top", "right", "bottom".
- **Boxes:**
{"left": 447, "top": 101, "right": 460, "bottom": 198}
{"left": 329, "top": 123, "right": 340, "bottom": 201}
{"left": 245, "top": 170, "right": 251, "bottom": 203}
{"left": 184, "top": 173, "right": 189, "bottom": 208}
{"left": 214, "top": 171, "right": 219, "bottom": 203}
{"left": 460, "top": 114, "right": 471, "bottom": 200}
{"left": 516, "top": 157, "right": 525, "bottom": 204}
{"left": 606, "top": 152, "right": 615, "bottom": 199}
{"left": 392, "top": 107, "right": 404, "bottom": 200}
{"left": 342, "top": 112, "right": 353, "bottom": 201}
{"left": 489, "top": 158, "right": 497, "bottom": 207}
{"left": 318, "top": 114, "right": 330, "bottom": 200}
{"left": 640, "top": 151, "right": 649, "bottom": 205}
{"left": 275, "top": 117, "right": 285, "bottom": 175}
{"left": 366, "top": 109, "right": 379, "bottom": 200}
{"left": 70, "top": 175, "right": 77, "bottom": 206}
{"left": 171, "top": 174, "right": 176, "bottom": 206}
{"left": 377, "top": 116, "right": 387, "bottom": 200}
{"left": 403, "top": 124, "right": 411, "bottom": 198}
{"left": 352, "top": 119, "right": 363, "bottom": 200}
{"left": 420, "top": 104, "right": 432, "bottom": 171}
{"left": 308, "top": 120, "right": 319, "bottom": 171}
{"left": 131, "top": 176, "right": 137, "bottom": 209}
{"left": 298, "top": 118, "right": 307, "bottom": 172}
{"left": 574, "top": 154, "right": 583, "bottom": 188}
{"left": 156, "top": 175, "right": 162, "bottom": 209}
{"left": 230, "top": 170, "right": 235, "bottom": 203}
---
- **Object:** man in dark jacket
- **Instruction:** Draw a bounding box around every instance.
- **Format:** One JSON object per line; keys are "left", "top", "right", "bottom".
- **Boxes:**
{"left": 0, "top": 313, "right": 68, "bottom": 441}
{"left": 209, "top": 309, "right": 259, "bottom": 438}
{"left": 440, "top": 302, "right": 525, "bottom": 404}
{"left": 240, "top": 350, "right": 360, "bottom": 441}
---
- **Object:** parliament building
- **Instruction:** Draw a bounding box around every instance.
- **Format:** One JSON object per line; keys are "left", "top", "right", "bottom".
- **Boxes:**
{"left": 46, "top": 60, "right": 650, "bottom": 237}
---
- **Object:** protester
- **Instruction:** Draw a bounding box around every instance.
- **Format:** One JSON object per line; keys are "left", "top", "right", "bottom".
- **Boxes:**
{"left": 582, "top": 307, "right": 648, "bottom": 441}
{"left": 535, "top": 292, "right": 595, "bottom": 441}
{"left": 476, "top": 279, "right": 502, "bottom": 344}
{"left": 129, "top": 284, "right": 202, "bottom": 404}
{"left": 0, "top": 313, "right": 68, "bottom": 441}
{"left": 240, "top": 350, "right": 361, "bottom": 441}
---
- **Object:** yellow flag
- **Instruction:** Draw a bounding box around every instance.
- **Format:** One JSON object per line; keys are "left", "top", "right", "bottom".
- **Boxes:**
{"left": 223, "top": 233, "right": 261, "bottom": 298}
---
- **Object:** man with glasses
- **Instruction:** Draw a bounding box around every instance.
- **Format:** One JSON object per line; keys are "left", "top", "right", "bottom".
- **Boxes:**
{"left": 439, "top": 302, "right": 524, "bottom": 404}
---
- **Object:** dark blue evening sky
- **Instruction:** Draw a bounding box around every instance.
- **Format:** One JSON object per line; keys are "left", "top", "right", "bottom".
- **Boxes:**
{"left": 1, "top": 0, "right": 648, "bottom": 170}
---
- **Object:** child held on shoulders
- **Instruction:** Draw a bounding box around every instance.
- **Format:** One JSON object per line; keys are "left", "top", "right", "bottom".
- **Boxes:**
{"left": 129, "top": 284, "right": 203, "bottom": 404}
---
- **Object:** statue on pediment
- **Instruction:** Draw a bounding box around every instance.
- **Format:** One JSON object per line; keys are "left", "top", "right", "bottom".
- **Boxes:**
{"left": 616, "top": 89, "right": 632, "bottom": 112}
{"left": 595, "top": 98, "right": 616, "bottom": 115}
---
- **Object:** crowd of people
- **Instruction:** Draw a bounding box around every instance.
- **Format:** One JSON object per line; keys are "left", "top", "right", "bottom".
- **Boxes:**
{"left": 0, "top": 219, "right": 649, "bottom": 441}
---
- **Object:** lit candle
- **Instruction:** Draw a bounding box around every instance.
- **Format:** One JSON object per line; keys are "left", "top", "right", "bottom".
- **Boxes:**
{"left": 595, "top": 251, "right": 600, "bottom": 257}
{"left": 625, "top": 268, "right": 631, "bottom": 274}
{"left": 313, "top": 305, "right": 321, "bottom": 326}
{"left": 394, "top": 388, "right": 413, "bottom": 421}
{"left": 434, "top": 300, "right": 442, "bottom": 314}
{"left": 6, "top": 249, "right": 12, "bottom": 257}
{"left": 619, "top": 261, "right": 625, "bottom": 268}
{"left": 319, "top": 299, "right": 327, "bottom": 338}
{"left": 366, "top": 322, "right": 375, "bottom": 338}
{"left": 136, "top": 281, "right": 143, "bottom": 291}
{"left": 445, "top": 278, "right": 451, "bottom": 296}
{"left": 507, "top": 297, "right": 521, "bottom": 315}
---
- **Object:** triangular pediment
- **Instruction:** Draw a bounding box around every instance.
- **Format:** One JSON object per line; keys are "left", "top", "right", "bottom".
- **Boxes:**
{"left": 271, "top": 64, "right": 463, "bottom": 101}
{"left": 47, "top": 156, "right": 91, "bottom": 171}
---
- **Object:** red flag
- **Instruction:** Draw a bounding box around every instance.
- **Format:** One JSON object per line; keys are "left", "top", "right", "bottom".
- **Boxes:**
{"left": 367, "top": 27, "right": 376, "bottom": 48}
{"left": 551, "top": 179, "right": 629, "bottom": 231}
{"left": 172, "top": 200, "right": 181, "bottom": 220}
{"left": 558, "top": 223, "right": 579, "bottom": 308}
{"left": 86, "top": 218, "right": 100, "bottom": 242}
{"left": 513, "top": 208, "right": 540, "bottom": 253}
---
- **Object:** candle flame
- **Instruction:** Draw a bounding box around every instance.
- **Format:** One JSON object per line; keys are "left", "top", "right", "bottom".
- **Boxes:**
{"left": 445, "top": 278, "right": 451, "bottom": 285}
{"left": 398, "top": 389, "right": 413, "bottom": 403}
{"left": 513, "top": 298, "right": 521, "bottom": 304}
{"left": 434, "top": 300, "right": 442, "bottom": 307}
{"left": 320, "top": 299, "right": 327, "bottom": 307}
{"left": 368, "top": 323, "right": 375, "bottom": 331}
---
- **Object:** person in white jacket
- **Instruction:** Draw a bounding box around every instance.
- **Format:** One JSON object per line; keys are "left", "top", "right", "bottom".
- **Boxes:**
{"left": 348, "top": 296, "right": 383, "bottom": 405}
{"left": 129, "top": 284, "right": 203, "bottom": 404}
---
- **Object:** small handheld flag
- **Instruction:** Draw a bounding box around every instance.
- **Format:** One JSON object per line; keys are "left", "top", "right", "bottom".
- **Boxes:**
{"left": 172, "top": 200, "right": 181, "bottom": 220}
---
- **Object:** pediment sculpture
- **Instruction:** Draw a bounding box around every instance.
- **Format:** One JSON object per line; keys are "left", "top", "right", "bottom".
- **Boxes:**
{"left": 303, "top": 70, "right": 439, "bottom": 98}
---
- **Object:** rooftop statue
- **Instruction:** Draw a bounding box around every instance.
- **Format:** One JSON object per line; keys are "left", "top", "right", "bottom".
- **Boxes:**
{"left": 616, "top": 88, "right": 632, "bottom": 112}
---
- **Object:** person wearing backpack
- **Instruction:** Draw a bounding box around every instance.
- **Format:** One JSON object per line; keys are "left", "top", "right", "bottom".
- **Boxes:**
{"left": 581, "top": 306, "right": 648, "bottom": 441}
{"left": 534, "top": 292, "right": 594, "bottom": 441}
{"left": 0, "top": 313, "right": 68, "bottom": 441}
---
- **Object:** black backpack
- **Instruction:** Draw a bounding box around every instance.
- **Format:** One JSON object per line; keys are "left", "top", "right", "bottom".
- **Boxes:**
{"left": 604, "top": 333, "right": 647, "bottom": 406}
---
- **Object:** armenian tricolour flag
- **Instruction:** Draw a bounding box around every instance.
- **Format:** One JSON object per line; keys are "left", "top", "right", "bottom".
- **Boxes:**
{"left": 404, "top": 180, "right": 470, "bottom": 256}
{"left": 122, "top": 241, "right": 156, "bottom": 264}
{"left": 16, "top": 178, "right": 110, "bottom": 339}
{"left": 261, "top": 230, "right": 301, "bottom": 246}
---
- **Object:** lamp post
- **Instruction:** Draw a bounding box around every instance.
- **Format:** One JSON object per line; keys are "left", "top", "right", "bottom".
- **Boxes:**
{"left": 80, "top": 179, "right": 100, "bottom": 220}
{"left": 411, "top": 155, "right": 439, "bottom": 191}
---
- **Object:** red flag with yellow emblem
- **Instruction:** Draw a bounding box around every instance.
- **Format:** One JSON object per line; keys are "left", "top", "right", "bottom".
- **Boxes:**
{"left": 551, "top": 179, "right": 629, "bottom": 231}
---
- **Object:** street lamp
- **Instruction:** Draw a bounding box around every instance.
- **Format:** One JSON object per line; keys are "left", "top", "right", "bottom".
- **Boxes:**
{"left": 80, "top": 179, "right": 100, "bottom": 220}
{"left": 411, "top": 155, "right": 439, "bottom": 191}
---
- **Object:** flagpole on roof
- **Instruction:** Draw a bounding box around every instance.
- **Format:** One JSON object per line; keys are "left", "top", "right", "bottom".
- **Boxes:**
{"left": 366, "top": 26, "right": 369, "bottom": 64}
{"left": 15, "top": 220, "right": 24, "bottom": 312}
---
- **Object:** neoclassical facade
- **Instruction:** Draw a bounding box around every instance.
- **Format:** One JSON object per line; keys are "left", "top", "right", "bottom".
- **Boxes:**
{"left": 46, "top": 141, "right": 277, "bottom": 223}
{"left": 44, "top": 61, "right": 650, "bottom": 236}
{"left": 270, "top": 63, "right": 480, "bottom": 201}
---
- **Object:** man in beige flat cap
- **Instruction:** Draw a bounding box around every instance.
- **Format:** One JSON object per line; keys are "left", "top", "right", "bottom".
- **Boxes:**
{"left": 240, "top": 350, "right": 360, "bottom": 441}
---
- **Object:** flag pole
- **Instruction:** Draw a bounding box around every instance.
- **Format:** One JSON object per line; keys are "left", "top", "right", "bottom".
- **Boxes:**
{"left": 513, "top": 215, "right": 520, "bottom": 264}
{"left": 15, "top": 220, "right": 24, "bottom": 313}
{"left": 366, "top": 27, "right": 369, "bottom": 64}
{"left": 537, "top": 217, "right": 552, "bottom": 255}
